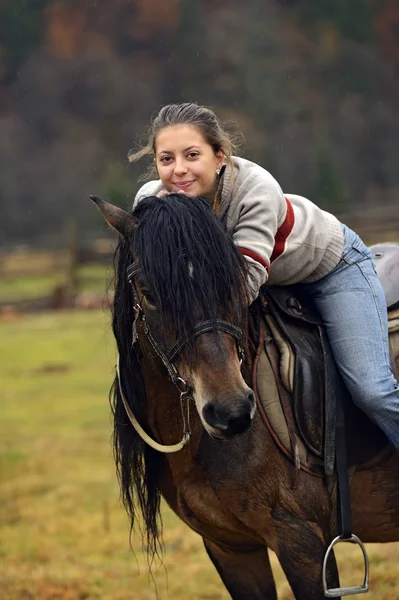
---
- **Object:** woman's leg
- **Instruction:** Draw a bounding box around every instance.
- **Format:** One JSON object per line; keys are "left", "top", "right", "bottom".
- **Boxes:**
{"left": 302, "top": 225, "right": 399, "bottom": 453}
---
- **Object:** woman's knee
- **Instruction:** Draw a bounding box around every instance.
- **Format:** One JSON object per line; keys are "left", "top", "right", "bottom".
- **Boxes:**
{"left": 349, "top": 375, "right": 399, "bottom": 417}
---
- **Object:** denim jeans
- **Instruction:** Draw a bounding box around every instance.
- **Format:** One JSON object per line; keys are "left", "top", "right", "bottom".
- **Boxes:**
{"left": 299, "top": 224, "right": 399, "bottom": 452}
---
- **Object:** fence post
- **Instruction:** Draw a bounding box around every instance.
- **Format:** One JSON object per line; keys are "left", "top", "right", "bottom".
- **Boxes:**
{"left": 66, "top": 219, "right": 78, "bottom": 297}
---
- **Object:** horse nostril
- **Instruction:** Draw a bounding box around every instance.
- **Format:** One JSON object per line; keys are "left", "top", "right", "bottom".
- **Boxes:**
{"left": 203, "top": 394, "right": 255, "bottom": 437}
{"left": 203, "top": 403, "right": 229, "bottom": 431}
{"left": 247, "top": 390, "right": 256, "bottom": 415}
{"left": 247, "top": 390, "right": 255, "bottom": 405}
{"left": 227, "top": 412, "right": 252, "bottom": 436}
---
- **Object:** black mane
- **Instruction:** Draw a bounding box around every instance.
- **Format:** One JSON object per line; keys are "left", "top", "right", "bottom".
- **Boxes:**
{"left": 132, "top": 194, "right": 248, "bottom": 347}
{"left": 111, "top": 193, "right": 248, "bottom": 561}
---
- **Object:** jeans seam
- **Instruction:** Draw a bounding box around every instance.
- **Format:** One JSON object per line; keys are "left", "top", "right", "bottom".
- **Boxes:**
{"left": 357, "top": 258, "right": 391, "bottom": 377}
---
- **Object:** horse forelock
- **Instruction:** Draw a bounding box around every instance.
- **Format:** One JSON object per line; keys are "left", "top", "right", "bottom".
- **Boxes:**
{"left": 132, "top": 194, "right": 248, "bottom": 345}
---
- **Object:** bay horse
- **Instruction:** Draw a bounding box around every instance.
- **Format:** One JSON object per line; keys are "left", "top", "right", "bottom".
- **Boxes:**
{"left": 92, "top": 193, "right": 399, "bottom": 600}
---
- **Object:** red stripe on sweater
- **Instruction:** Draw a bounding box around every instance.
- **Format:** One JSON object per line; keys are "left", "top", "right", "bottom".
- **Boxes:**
{"left": 239, "top": 247, "right": 270, "bottom": 273}
{"left": 270, "top": 197, "right": 295, "bottom": 263}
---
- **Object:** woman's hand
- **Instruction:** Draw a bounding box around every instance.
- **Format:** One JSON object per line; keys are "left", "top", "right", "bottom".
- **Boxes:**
{"left": 156, "top": 188, "right": 170, "bottom": 198}
{"left": 157, "top": 188, "right": 186, "bottom": 198}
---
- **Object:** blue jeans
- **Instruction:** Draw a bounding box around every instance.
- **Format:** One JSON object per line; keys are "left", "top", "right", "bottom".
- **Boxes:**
{"left": 299, "top": 224, "right": 399, "bottom": 452}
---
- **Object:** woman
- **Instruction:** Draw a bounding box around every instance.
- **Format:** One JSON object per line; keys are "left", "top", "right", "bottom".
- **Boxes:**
{"left": 129, "top": 102, "right": 399, "bottom": 452}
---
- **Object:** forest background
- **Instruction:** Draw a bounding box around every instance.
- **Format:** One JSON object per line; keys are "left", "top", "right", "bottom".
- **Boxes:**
{"left": 0, "top": 0, "right": 398, "bottom": 248}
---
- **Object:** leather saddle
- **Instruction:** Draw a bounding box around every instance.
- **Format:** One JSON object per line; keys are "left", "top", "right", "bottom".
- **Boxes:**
{"left": 370, "top": 242, "right": 399, "bottom": 309}
{"left": 254, "top": 271, "right": 398, "bottom": 477}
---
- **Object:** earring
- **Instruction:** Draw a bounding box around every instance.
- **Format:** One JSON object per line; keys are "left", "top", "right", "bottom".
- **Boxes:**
{"left": 216, "top": 168, "right": 220, "bottom": 176}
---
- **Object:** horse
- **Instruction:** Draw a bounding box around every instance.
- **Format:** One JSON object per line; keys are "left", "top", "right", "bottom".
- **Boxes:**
{"left": 92, "top": 192, "right": 399, "bottom": 600}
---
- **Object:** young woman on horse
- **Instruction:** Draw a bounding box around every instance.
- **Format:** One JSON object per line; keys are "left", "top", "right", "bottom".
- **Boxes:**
{"left": 128, "top": 101, "right": 399, "bottom": 453}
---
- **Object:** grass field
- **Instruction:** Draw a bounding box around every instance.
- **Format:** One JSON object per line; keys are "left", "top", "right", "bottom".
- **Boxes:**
{"left": 0, "top": 310, "right": 398, "bottom": 600}
{"left": 0, "top": 263, "right": 111, "bottom": 304}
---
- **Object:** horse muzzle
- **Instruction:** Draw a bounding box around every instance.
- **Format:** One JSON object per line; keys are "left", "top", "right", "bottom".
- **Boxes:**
{"left": 202, "top": 390, "right": 256, "bottom": 439}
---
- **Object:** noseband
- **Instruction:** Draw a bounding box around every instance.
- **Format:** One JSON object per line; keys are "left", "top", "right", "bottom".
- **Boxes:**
{"left": 116, "top": 261, "right": 245, "bottom": 454}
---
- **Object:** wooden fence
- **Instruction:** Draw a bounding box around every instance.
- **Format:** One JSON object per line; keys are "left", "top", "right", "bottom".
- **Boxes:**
{"left": 0, "top": 205, "right": 398, "bottom": 313}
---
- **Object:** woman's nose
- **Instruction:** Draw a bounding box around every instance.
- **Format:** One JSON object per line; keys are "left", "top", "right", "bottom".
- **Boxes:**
{"left": 174, "top": 160, "right": 188, "bottom": 175}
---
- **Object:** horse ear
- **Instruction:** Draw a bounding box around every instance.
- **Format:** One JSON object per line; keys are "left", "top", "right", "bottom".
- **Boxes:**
{"left": 89, "top": 195, "right": 137, "bottom": 237}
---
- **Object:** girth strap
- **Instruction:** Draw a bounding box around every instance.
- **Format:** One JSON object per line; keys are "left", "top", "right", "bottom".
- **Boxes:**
{"left": 335, "top": 374, "right": 352, "bottom": 539}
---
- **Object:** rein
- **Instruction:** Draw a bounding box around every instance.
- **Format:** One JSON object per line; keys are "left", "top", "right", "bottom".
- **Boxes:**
{"left": 115, "top": 261, "right": 245, "bottom": 454}
{"left": 116, "top": 355, "right": 191, "bottom": 453}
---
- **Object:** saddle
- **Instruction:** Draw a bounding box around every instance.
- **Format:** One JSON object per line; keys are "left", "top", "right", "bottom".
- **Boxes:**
{"left": 254, "top": 283, "right": 399, "bottom": 477}
{"left": 370, "top": 242, "right": 399, "bottom": 309}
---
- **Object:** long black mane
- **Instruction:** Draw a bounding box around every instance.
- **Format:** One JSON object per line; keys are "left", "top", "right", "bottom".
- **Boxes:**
{"left": 133, "top": 194, "right": 249, "bottom": 347}
{"left": 111, "top": 193, "right": 249, "bottom": 560}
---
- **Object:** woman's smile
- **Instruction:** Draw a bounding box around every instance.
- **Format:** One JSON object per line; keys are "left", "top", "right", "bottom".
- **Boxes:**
{"left": 174, "top": 180, "right": 195, "bottom": 190}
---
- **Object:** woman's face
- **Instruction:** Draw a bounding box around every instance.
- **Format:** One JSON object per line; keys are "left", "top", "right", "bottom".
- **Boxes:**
{"left": 154, "top": 124, "right": 224, "bottom": 198}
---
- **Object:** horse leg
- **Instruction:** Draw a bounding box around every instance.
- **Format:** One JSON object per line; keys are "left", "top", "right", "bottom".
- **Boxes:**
{"left": 203, "top": 538, "right": 278, "bottom": 600}
{"left": 272, "top": 510, "right": 340, "bottom": 600}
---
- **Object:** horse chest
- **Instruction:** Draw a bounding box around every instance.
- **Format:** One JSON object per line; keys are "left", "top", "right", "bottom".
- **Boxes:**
{"left": 160, "top": 437, "right": 277, "bottom": 544}
{"left": 173, "top": 478, "right": 260, "bottom": 544}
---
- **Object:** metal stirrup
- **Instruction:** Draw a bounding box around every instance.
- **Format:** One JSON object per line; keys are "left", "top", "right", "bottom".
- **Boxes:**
{"left": 322, "top": 534, "right": 369, "bottom": 597}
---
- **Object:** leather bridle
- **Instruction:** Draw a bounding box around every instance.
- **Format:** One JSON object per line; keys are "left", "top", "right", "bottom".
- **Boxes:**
{"left": 126, "top": 261, "right": 245, "bottom": 388}
{"left": 115, "top": 260, "right": 245, "bottom": 453}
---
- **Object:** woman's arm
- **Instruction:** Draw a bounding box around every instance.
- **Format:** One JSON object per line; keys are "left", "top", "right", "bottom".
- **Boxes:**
{"left": 228, "top": 166, "right": 289, "bottom": 302}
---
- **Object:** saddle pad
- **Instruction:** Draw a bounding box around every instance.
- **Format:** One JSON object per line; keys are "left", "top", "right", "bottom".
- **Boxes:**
{"left": 255, "top": 337, "right": 324, "bottom": 475}
{"left": 389, "top": 309, "right": 399, "bottom": 374}
{"left": 388, "top": 308, "right": 399, "bottom": 334}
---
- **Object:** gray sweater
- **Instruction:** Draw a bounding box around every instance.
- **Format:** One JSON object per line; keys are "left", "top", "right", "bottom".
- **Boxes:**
{"left": 134, "top": 156, "right": 345, "bottom": 302}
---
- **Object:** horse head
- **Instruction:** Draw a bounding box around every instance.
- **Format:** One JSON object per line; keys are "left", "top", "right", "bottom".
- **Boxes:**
{"left": 92, "top": 193, "right": 256, "bottom": 441}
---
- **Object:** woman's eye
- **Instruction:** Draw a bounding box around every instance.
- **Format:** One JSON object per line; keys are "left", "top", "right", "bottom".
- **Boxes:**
{"left": 160, "top": 156, "right": 172, "bottom": 163}
{"left": 188, "top": 152, "right": 199, "bottom": 158}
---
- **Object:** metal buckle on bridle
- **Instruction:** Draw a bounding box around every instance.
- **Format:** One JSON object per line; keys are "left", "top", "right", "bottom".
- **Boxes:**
{"left": 237, "top": 341, "right": 245, "bottom": 366}
{"left": 131, "top": 303, "right": 142, "bottom": 346}
{"left": 179, "top": 386, "right": 192, "bottom": 444}
{"left": 173, "top": 375, "right": 188, "bottom": 393}
{"left": 173, "top": 376, "right": 192, "bottom": 443}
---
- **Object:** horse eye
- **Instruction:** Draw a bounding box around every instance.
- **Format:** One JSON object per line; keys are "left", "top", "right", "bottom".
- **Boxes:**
{"left": 142, "top": 290, "right": 157, "bottom": 308}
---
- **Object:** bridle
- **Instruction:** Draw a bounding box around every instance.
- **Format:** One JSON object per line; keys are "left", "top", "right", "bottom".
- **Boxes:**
{"left": 116, "top": 260, "right": 245, "bottom": 454}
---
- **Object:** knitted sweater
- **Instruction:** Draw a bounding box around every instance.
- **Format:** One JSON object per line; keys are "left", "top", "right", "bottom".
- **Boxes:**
{"left": 133, "top": 156, "right": 345, "bottom": 302}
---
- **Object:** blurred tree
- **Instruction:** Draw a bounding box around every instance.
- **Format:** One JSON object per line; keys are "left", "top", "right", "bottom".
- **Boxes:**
{"left": 0, "top": 0, "right": 51, "bottom": 83}
{"left": 0, "top": 0, "right": 397, "bottom": 243}
{"left": 44, "top": 2, "right": 86, "bottom": 58}
{"left": 133, "top": 0, "right": 179, "bottom": 37}
{"left": 292, "top": 0, "right": 375, "bottom": 43}
{"left": 313, "top": 136, "right": 349, "bottom": 211}
{"left": 98, "top": 163, "right": 132, "bottom": 210}
{"left": 170, "top": 0, "right": 208, "bottom": 101}
{"left": 375, "top": 0, "right": 399, "bottom": 68}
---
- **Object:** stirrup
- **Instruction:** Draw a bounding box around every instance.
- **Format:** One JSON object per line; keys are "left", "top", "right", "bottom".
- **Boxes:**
{"left": 322, "top": 534, "right": 369, "bottom": 597}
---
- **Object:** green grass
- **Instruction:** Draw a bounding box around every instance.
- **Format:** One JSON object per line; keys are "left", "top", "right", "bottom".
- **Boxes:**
{"left": 0, "top": 310, "right": 398, "bottom": 599}
{"left": 0, "top": 264, "right": 112, "bottom": 303}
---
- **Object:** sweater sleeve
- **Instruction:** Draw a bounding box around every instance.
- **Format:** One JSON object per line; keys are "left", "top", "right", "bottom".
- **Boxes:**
{"left": 229, "top": 165, "right": 288, "bottom": 302}
{"left": 133, "top": 180, "right": 163, "bottom": 209}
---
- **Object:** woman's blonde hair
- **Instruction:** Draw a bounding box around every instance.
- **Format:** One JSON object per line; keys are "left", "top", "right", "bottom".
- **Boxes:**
{"left": 128, "top": 103, "right": 238, "bottom": 182}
